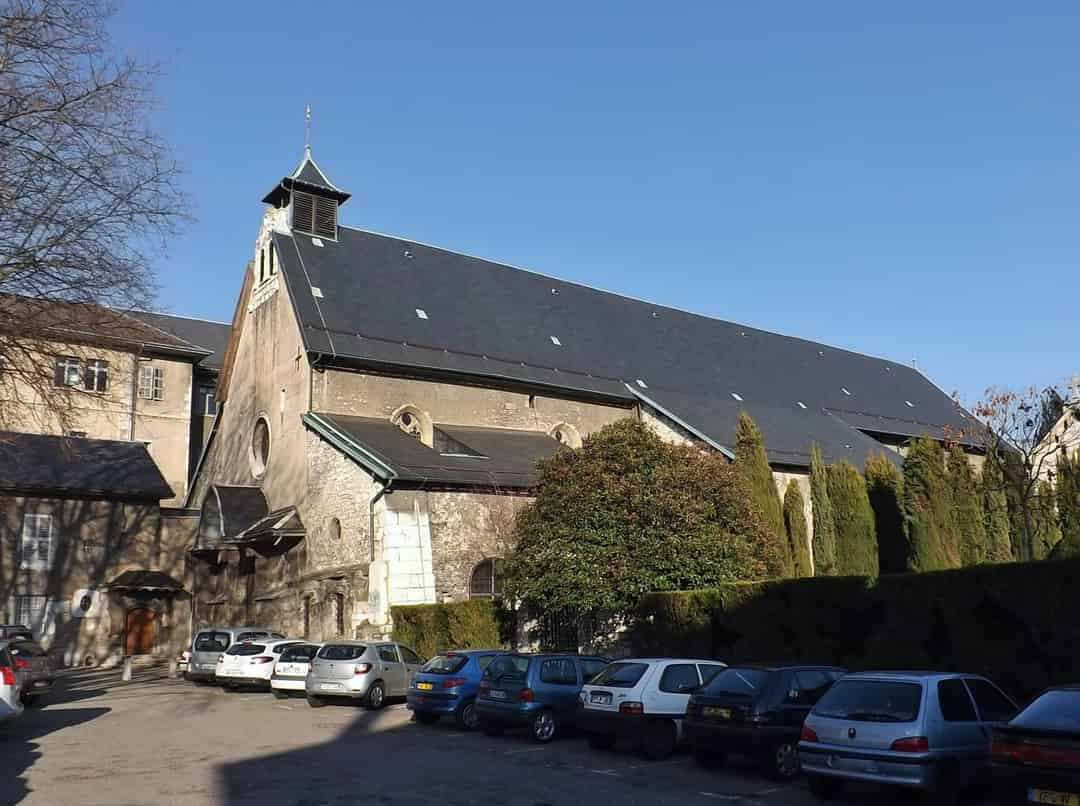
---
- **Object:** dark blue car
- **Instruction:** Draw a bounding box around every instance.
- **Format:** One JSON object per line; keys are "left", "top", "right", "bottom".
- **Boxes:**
{"left": 406, "top": 649, "right": 502, "bottom": 730}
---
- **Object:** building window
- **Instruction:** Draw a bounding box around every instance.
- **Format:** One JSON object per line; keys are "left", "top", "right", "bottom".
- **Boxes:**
{"left": 198, "top": 383, "right": 217, "bottom": 416}
{"left": 137, "top": 365, "right": 164, "bottom": 400}
{"left": 259, "top": 248, "right": 265, "bottom": 282}
{"left": 328, "top": 517, "right": 341, "bottom": 541}
{"left": 549, "top": 423, "right": 582, "bottom": 449}
{"left": 269, "top": 243, "right": 276, "bottom": 275}
{"left": 84, "top": 359, "right": 108, "bottom": 393}
{"left": 390, "top": 405, "right": 432, "bottom": 446}
{"left": 332, "top": 592, "right": 345, "bottom": 637}
{"left": 53, "top": 356, "right": 82, "bottom": 387}
{"left": 397, "top": 411, "right": 422, "bottom": 439}
{"left": 470, "top": 559, "right": 503, "bottom": 599}
{"left": 67, "top": 431, "right": 87, "bottom": 438}
{"left": 20, "top": 514, "right": 53, "bottom": 571}
{"left": 13, "top": 595, "right": 47, "bottom": 634}
{"left": 251, "top": 416, "right": 271, "bottom": 478}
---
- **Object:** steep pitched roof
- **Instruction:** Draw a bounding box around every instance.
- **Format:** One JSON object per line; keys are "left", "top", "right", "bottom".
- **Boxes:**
{"left": 262, "top": 148, "right": 351, "bottom": 207}
{"left": 130, "top": 311, "right": 231, "bottom": 371}
{"left": 0, "top": 432, "right": 173, "bottom": 500}
{"left": 273, "top": 225, "right": 974, "bottom": 468}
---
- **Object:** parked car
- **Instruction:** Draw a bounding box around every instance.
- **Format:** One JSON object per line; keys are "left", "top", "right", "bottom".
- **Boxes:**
{"left": 0, "top": 641, "right": 24, "bottom": 723}
{"left": 217, "top": 639, "right": 304, "bottom": 690}
{"left": 8, "top": 638, "right": 56, "bottom": 705}
{"left": 990, "top": 685, "right": 1080, "bottom": 805}
{"left": 271, "top": 643, "right": 322, "bottom": 699}
{"left": 799, "top": 671, "right": 1018, "bottom": 803}
{"left": 475, "top": 653, "right": 610, "bottom": 744}
{"left": 685, "top": 664, "right": 845, "bottom": 779}
{"left": 186, "top": 626, "right": 285, "bottom": 684}
{"left": 306, "top": 641, "right": 425, "bottom": 709}
{"left": 0, "top": 625, "right": 34, "bottom": 642}
{"left": 407, "top": 649, "right": 502, "bottom": 730}
{"left": 577, "top": 657, "right": 727, "bottom": 759}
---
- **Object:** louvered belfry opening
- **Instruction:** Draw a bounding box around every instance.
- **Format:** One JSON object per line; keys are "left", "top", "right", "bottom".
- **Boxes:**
{"left": 291, "top": 190, "right": 337, "bottom": 240}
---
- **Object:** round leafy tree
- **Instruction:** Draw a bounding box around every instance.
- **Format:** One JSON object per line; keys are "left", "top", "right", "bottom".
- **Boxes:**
{"left": 502, "top": 419, "right": 786, "bottom": 620}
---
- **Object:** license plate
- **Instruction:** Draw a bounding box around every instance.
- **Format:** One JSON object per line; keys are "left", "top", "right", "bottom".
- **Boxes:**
{"left": 489, "top": 690, "right": 507, "bottom": 700}
{"left": 1030, "top": 789, "right": 1080, "bottom": 806}
{"left": 590, "top": 692, "right": 611, "bottom": 705}
{"left": 320, "top": 683, "right": 341, "bottom": 691}
{"left": 417, "top": 682, "right": 434, "bottom": 691}
{"left": 703, "top": 706, "right": 731, "bottom": 719}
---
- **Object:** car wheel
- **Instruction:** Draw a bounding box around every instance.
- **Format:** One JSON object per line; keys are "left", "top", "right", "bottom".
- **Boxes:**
{"left": 272, "top": 690, "right": 289, "bottom": 700}
{"left": 365, "top": 681, "right": 386, "bottom": 710}
{"left": 587, "top": 733, "right": 617, "bottom": 751}
{"left": 531, "top": 709, "right": 557, "bottom": 743}
{"left": 20, "top": 694, "right": 38, "bottom": 707}
{"left": 306, "top": 695, "right": 326, "bottom": 708}
{"left": 807, "top": 774, "right": 842, "bottom": 800}
{"left": 693, "top": 748, "right": 727, "bottom": 768}
{"left": 480, "top": 718, "right": 504, "bottom": 737}
{"left": 454, "top": 699, "right": 479, "bottom": 731}
{"left": 416, "top": 711, "right": 440, "bottom": 725}
{"left": 640, "top": 719, "right": 677, "bottom": 760}
{"left": 193, "top": 679, "right": 211, "bottom": 687}
{"left": 766, "top": 741, "right": 800, "bottom": 780}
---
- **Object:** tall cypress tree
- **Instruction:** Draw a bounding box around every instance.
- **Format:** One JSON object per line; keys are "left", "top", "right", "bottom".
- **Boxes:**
{"left": 865, "top": 453, "right": 908, "bottom": 574}
{"left": 981, "top": 457, "right": 1013, "bottom": 563}
{"left": 809, "top": 443, "right": 837, "bottom": 575}
{"left": 1032, "top": 479, "right": 1062, "bottom": 559}
{"left": 1055, "top": 450, "right": 1080, "bottom": 558}
{"left": 783, "top": 480, "right": 813, "bottom": 577}
{"left": 827, "top": 460, "right": 879, "bottom": 576}
{"left": 735, "top": 412, "right": 791, "bottom": 575}
{"left": 902, "top": 436, "right": 960, "bottom": 571}
{"left": 948, "top": 445, "right": 988, "bottom": 566}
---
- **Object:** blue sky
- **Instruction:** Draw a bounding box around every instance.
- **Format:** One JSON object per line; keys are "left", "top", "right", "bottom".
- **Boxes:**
{"left": 111, "top": 2, "right": 1080, "bottom": 404}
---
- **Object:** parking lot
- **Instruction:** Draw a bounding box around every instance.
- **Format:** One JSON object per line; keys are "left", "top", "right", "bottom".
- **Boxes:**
{"left": 0, "top": 665, "right": 996, "bottom": 806}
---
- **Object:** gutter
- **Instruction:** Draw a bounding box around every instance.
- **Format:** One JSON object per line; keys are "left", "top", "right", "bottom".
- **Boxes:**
{"left": 301, "top": 412, "right": 398, "bottom": 481}
{"left": 625, "top": 384, "right": 736, "bottom": 460}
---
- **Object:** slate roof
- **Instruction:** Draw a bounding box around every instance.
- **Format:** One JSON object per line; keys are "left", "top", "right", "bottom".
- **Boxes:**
{"left": 0, "top": 432, "right": 173, "bottom": 500}
{"left": 305, "top": 413, "right": 559, "bottom": 489}
{"left": 130, "top": 311, "right": 231, "bottom": 371}
{"left": 263, "top": 149, "right": 351, "bottom": 207}
{"left": 273, "top": 222, "right": 976, "bottom": 468}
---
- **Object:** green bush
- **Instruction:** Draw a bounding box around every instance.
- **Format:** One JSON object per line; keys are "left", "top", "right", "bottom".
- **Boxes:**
{"left": 827, "top": 460, "right": 879, "bottom": 576}
{"left": 948, "top": 445, "right": 987, "bottom": 566}
{"left": 783, "top": 480, "right": 813, "bottom": 578}
{"left": 391, "top": 599, "right": 502, "bottom": 659}
{"left": 735, "top": 413, "right": 790, "bottom": 575}
{"left": 903, "top": 436, "right": 960, "bottom": 570}
{"left": 634, "top": 558, "right": 1080, "bottom": 699}
{"left": 865, "top": 453, "right": 907, "bottom": 574}
{"left": 810, "top": 443, "right": 837, "bottom": 575}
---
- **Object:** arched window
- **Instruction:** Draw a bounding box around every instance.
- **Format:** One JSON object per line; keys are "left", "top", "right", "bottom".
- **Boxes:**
{"left": 549, "top": 422, "right": 582, "bottom": 449}
{"left": 251, "top": 415, "right": 271, "bottom": 478}
{"left": 470, "top": 559, "right": 503, "bottom": 599}
{"left": 390, "top": 404, "right": 433, "bottom": 446}
{"left": 328, "top": 517, "right": 341, "bottom": 541}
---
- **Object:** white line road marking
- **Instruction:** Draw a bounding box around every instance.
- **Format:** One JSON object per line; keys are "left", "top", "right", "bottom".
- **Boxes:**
{"left": 503, "top": 746, "right": 547, "bottom": 755}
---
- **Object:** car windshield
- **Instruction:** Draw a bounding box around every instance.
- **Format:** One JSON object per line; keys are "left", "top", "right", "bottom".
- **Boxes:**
{"left": 280, "top": 645, "right": 319, "bottom": 662}
{"left": 194, "top": 631, "right": 230, "bottom": 652}
{"left": 422, "top": 654, "right": 469, "bottom": 674}
{"left": 703, "top": 667, "right": 769, "bottom": 696}
{"left": 589, "top": 662, "right": 649, "bottom": 688}
{"left": 814, "top": 679, "right": 922, "bottom": 722}
{"left": 226, "top": 643, "right": 266, "bottom": 656}
{"left": 485, "top": 655, "right": 530, "bottom": 680}
{"left": 1012, "top": 690, "right": 1080, "bottom": 732}
{"left": 319, "top": 645, "right": 366, "bottom": 661}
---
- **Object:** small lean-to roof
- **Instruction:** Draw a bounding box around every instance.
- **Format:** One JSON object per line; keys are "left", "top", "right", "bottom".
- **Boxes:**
{"left": 273, "top": 224, "right": 976, "bottom": 468}
{"left": 0, "top": 432, "right": 173, "bottom": 500}
{"left": 304, "top": 413, "right": 559, "bottom": 490}
{"left": 109, "top": 570, "right": 184, "bottom": 592}
{"left": 130, "top": 311, "right": 231, "bottom": 371}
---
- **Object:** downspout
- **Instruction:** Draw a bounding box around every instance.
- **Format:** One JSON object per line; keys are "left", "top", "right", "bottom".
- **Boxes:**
{"left": 368, "top": 480, "right": 390, "bottom": 562}
{"left": 129, "top": 349, "right": 143, "bottom": 440}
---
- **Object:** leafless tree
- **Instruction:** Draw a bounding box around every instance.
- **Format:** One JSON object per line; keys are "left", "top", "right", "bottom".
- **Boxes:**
{"left": 0, "top": 0, "right": 186, "bottom": 429}
{"left": 964, "top": 385, "right": 1080, "bottom": 561}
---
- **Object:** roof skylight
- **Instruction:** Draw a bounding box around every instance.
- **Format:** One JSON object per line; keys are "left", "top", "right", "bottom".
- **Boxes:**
{"left": 731, "top": 393, "right": 743, "bottom": 402}
{"left": 550, "top": 336, "right": 562, "bottom": 346}
{"left": 905, "top": 400, "right": 915, "bottom": 408}
{"left": 636, "top": 379, "right": 648, "bottom": 389}
{"left": 311, "top": 287, "right": 324, "bottom": 298}
{"left": 841, "top": 387, "right": 851, "bottom": 396}
{"left": 796, "top": 401, "right": 807, "bottom": 409}
{"left": 416, "top": 308, "right": 428, "bottom": 320}
{"left": 311, "top": 237, "right": 324, "bottom": 248}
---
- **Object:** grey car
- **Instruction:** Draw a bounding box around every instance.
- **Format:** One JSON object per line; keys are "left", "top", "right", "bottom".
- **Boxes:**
{"left": 306, "top": 641, "right": 424, "bottom": 709}
{"left": 8, "top": 639, "right": 55, "bottom": 704}
{"left": 186, "top": 626, "right": 285, "bottom": 684}
{"left": 799, "top": 671, "right": 1018, "bottom": 803}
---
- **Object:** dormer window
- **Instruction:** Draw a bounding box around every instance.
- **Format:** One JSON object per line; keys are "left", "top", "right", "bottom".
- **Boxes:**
{"left": 291, "top": 190, "right": 337, "bottom": 240}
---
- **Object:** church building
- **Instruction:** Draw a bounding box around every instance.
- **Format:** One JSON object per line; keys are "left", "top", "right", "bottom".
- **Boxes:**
{"left": 187, "top": 147, "right": 979, "bottom": 641}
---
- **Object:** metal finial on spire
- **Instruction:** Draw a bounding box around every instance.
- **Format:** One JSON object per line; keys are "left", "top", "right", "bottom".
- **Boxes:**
{"left": 304, "top": 104, "right": 312, "bottom": 156}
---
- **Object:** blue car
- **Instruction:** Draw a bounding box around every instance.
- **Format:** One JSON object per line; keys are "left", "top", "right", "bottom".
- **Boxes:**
{"left": 475, "top": 652, "right": 609, "bottom": 743}
{"left": 406, "top": 649, "right": 502, "bottom": 730}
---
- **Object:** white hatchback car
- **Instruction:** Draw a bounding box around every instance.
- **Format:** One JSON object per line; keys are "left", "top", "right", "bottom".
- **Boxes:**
{"left": 217, "top": 639, "right": 304, "bottom": 690}
{"left": 0, "top": 641, "right": 24, "bottom": 723}
{"left": 270, "top": 643, "right": 322, "bottom": 698}
{"left": 578, "top": 658, "right": 727, "bottom": 759}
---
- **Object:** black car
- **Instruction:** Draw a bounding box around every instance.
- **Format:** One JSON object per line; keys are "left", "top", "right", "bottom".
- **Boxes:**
{"left": 9, "top": 639, "right": 55, "bottom": 704}
{"left": 990, "top": 685, "right": 1080, "bottom": 805}
{"left": 684, "top": 663, "right": 846, "bottom": 780}
{"left": 0, "top": 625, "right": 33, "bottom": 642}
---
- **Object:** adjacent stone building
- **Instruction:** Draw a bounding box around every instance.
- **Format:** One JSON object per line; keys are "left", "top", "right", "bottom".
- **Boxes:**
{"left": 187, "top": 147, "right": 981, "bottom": 643}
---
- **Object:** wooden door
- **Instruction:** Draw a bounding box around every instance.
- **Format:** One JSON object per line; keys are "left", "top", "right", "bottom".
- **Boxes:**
{"left": 125, "top": 608, "right": 156, "bottom": 656}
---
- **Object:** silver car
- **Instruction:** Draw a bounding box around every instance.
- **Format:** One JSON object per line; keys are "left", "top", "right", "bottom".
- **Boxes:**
{"left": 9, "top": 638, "right": 55, "bottom": 705}
{"left": 799, "top": 671, "right": 1018, "bottom": 803}
{"left": 306, "top": 641, "right": 424, "bottom": 709}
{"left": 0, "top": 641, "right": 24, "bottom": 723}
{"left": 186, "top": 626, "right": 285, "bottom": 684}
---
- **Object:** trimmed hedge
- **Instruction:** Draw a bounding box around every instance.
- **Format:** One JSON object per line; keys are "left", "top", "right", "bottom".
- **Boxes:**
{"left": 391, "top": 600, "right": 502, "bottom": 659}
{"left": 633, "top": 558, "right": 1080, "bottom": 699}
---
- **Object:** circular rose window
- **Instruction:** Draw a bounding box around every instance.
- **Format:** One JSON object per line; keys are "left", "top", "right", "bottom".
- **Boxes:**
{"left": 251, "top": 416, "right": 271, "bottom": 478}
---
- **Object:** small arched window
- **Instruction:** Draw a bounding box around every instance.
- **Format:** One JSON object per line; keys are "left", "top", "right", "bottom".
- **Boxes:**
{"left": 328, "top": 517, "right": 341, "bottom": 541}
{"left": 251, "top": 416, "right": 271, "bottom": 478}
{"left": 259, "top": 249, "right": 265, "bottom": 282}
{"left": 549, "top": 422, "right": 582, "bottom": 449}
{"left": 390, "top": 405, "right": 433, "bottom": 446}
{"left": 470, "top": 559, "right": 503, "bottom": 599}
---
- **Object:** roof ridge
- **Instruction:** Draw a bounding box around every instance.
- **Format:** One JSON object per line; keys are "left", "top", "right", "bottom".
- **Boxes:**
{"left": 337, "top": 225, "right": 924, "bottom": 376}
{"left": 134, "top": 309, "right": 231, "bottom": 326}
